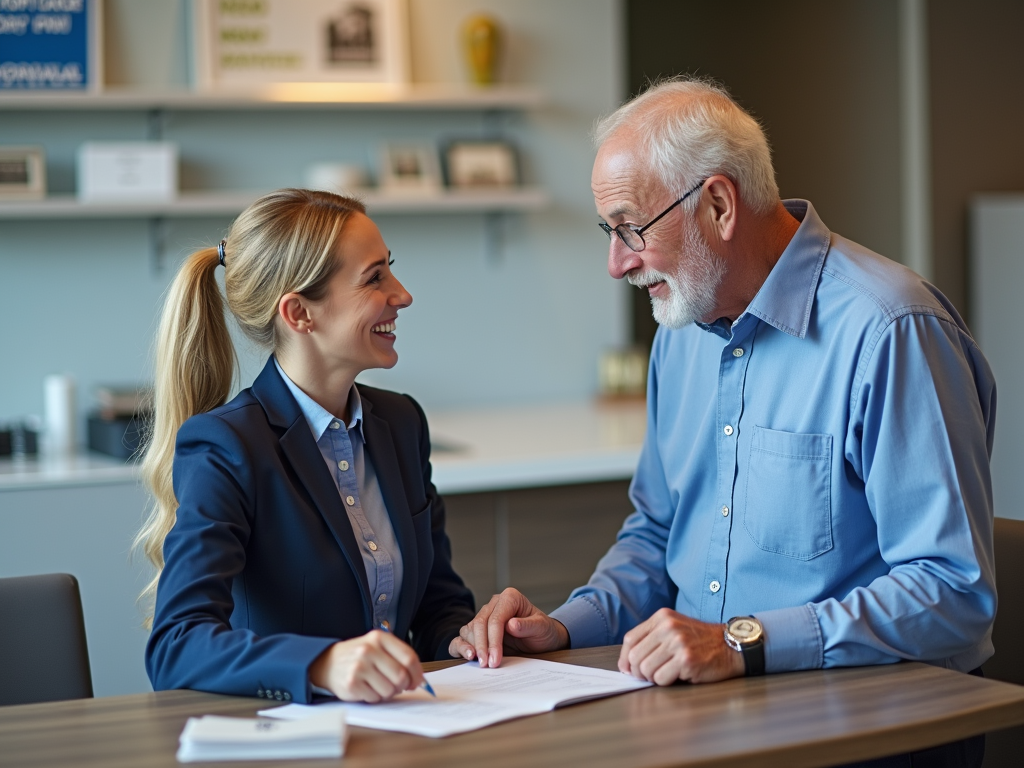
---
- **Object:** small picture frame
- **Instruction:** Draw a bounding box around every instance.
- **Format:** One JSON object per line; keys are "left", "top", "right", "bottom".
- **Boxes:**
{"left": 192, "top": 0, "right": 409, "bottom": 90}
{"left": 0, "top": 146, "right": 46, "bottom": 200}
{"left": 444, "top": 141, "right": 519, "bottom": 189}
{"left": 378, "top": 143, "right": 442, "bottom": 196}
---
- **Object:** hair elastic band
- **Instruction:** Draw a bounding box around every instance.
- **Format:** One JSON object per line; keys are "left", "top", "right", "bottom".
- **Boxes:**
{"left": 217, "top": 240, "right": 227, "bottom": 267}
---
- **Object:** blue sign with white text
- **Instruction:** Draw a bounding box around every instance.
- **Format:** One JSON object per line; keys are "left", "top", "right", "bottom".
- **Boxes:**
{"left": 0, "top": 0, "right": 92, "bottom": 89}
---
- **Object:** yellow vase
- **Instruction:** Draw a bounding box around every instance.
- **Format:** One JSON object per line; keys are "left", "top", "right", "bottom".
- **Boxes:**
{"left": 462, "top": 14, "right": 501, "bottom": 85}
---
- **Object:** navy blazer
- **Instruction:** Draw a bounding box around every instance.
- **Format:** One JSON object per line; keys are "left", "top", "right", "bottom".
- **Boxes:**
{"left": 145, "top": 358, "right": 475, "bottom": 702}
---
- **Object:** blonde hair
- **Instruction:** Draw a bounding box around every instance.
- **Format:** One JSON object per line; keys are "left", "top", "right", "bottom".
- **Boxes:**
{"left": 594, "top": 76, "right": 779, "bottom": 214}
{"left": 135, "top": 189, "right": 366, "bottom": 624}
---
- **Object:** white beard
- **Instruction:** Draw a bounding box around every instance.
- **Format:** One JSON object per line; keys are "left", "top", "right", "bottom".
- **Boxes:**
{"left": 627, "top": 220, "right": 726, "bottom": 330}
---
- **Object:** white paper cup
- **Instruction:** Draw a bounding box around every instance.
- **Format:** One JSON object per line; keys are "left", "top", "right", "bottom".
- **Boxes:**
{"left": 44, "top": 374, "right": 76, "bottom": 455}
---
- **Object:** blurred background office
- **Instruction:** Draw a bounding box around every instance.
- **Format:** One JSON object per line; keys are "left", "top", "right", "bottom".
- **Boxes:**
{"left": 2, "top": 0, "right": 1024, "bottom": 698}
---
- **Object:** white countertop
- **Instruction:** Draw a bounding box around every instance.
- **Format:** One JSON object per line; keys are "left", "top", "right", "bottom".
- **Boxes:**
{"left": 426, "top": 399, "right": 646, "bottom": 494}
{"left": 0, "top": 399, "right": 646, "bottom": 495}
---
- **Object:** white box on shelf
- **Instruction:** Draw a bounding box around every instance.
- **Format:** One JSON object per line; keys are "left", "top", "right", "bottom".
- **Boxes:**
{"left": 76, "top": 142, "right": 179, "bottom": 202}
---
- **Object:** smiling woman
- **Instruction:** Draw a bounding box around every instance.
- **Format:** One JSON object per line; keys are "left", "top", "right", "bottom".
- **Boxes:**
{"left": 135, "top": 188, "right": 475, "bottom": 705}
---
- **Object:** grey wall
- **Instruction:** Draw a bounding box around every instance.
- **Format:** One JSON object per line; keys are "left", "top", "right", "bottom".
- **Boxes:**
{"left": 929, "top": 0, "right": 1024, "bottom": 318}
{"left": 0, "top": 0, "right": 628, "bottom": 432}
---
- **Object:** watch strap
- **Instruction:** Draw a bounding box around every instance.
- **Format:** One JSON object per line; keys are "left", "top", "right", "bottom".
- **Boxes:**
{"left": 742, "top": 637, "right": 765, "bottom": 677}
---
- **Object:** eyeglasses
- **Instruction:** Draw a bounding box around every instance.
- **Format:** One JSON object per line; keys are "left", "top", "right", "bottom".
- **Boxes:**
{"left": 598, "top": 179, "right": 707, "bottom": 252}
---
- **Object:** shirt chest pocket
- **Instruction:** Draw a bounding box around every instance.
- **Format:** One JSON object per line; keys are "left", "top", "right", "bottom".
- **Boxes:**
{"left": 742, "top": 426, "right": 833, "bottom": 560}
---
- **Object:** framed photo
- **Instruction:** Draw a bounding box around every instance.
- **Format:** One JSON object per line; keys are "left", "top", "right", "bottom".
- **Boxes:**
{"left": 378, "top": 143, "right": 442, "bottom": 196}
{"left": 0, "top": 146, "right": 46, "bottom": 200}
{"left": 444, "top": 141, "right": 519, "bottom": 188}
{"left": 192, "top": 0, "right": 409, "bottom": 90}
{"left": 0, "top": 0, "right": 103, "bottom": 91}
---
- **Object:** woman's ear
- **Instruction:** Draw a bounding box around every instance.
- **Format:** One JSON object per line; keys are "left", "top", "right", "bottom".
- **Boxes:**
{"left": 278, "top": 293, "right": 314, "bottom": 335}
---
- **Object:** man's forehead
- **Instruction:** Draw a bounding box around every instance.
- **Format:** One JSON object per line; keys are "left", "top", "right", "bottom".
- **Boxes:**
{"left": 592, "top": 147, "right": 662, "bottom": 218}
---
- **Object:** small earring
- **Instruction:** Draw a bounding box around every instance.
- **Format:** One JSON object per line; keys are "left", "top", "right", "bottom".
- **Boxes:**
{"left": 306, "top": 328, "right": 312, "bottom": 334}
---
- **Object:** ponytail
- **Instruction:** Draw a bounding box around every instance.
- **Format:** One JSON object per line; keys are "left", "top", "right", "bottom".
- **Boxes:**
{"left": 135, "top": 246, "right": 236, "bottom": 624}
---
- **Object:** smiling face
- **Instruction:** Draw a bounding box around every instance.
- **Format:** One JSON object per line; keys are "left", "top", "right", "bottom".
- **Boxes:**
{"left": 307, "top": 212, "right": 412, "bottom": 376}
{"left": 593, "top": 134, "right": 726, "bottom": 329}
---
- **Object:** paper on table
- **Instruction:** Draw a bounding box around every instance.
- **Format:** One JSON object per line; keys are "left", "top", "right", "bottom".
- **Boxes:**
{"left": 259, "top": 657, "right": 652, "bottom": 738}
{"left": 176, "top": 713, "right": 346, "bottom": 762}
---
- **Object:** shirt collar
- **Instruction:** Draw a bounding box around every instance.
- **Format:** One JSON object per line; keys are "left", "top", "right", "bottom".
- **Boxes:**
{"left": 738, "top": 199, "right": 831, "bottom": 339}
{"left": 273, "top": 358, "right": 365, "bottom": 442}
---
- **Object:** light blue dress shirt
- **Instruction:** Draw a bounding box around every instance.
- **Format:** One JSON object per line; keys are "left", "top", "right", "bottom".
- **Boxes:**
{"left": 550, "top": 200, "right": 997, "bottom": 674}
{"left": 275, "top": 360, "right": 402, "bottom": 631}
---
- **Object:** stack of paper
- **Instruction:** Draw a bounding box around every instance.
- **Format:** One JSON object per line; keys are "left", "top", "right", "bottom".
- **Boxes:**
{"left": 176, "top": 713, "right": 347, "bottom": 762}
{"left": 260, "top": 657, "right": 652, "bottom": 738}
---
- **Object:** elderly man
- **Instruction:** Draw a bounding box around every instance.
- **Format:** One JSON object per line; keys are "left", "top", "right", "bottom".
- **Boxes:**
{"left": 450, "top": 78, "right": 996, "bottom": 764}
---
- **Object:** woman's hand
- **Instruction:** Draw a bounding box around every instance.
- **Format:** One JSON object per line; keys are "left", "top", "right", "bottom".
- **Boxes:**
{"left": 309, "top": 630, "right": 425, "bottom": 702}
{"left": 449, "top": 587, "right": 570, "bottom": 668}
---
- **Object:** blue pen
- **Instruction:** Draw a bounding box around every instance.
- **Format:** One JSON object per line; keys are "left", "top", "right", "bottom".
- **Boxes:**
{"left": 379, "top": 623, "right": 436, "bottom": 697}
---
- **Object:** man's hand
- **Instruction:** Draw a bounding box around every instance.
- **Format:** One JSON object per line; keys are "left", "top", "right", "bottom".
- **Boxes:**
{"left": 449, "top": 587, "right": 570, "bottom": 667}
{"left": 309, "top": 630, "right": 425, "bottom": 702}
{"left": 618, "top": 608, "right": 745, "bottom": 685}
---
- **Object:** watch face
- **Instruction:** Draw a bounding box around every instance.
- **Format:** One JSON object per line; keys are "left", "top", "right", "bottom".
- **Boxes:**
{"left": 729, "top": 618, "right": 761, "bottom": 641}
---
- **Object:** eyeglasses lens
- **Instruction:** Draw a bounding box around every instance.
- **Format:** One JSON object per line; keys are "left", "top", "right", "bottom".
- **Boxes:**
{"left": 617, "top": 227, "right": 644, "bottom": 252}
{"left": 599, "top": 222, "right": 645, "bottom": 252}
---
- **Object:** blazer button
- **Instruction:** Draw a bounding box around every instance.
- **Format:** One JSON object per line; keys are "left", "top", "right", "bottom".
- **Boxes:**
{"left": 257, "top": 689, "right": 265, "bottom": 698}
{"left": 275, "top": 691, "right": 283, "bottom": 700}
{"left": 283, "top": 692, "right": 292, "bottom": 701}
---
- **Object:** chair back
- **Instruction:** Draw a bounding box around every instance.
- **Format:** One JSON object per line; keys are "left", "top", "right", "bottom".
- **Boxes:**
{"left": 984, "top": 517, "right": 1024, "bottom": 685}
{"left": 0, "top": 573, "right": 93, "bottom": 706}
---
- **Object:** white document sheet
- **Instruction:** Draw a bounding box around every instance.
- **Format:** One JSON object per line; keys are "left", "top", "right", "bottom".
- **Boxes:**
{"left": 259, "top": 657, "right": 652, "bottom": 738}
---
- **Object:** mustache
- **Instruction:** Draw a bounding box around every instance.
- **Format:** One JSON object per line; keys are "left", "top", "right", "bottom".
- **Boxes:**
{"left": 626, "top": 269, "right": 670, "bottom": 288}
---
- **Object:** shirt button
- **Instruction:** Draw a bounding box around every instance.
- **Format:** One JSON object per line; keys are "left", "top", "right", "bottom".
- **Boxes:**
{"left": 368, "top": 541, "right": 378, "bottom": 551}
{"left": 723, "top": 425, "right": 734, "bottom": 436}
{"left": 346, "top": 495, "right": 355, "bottom": 506}
{"left": 378, "top": 593, "right": 387, "bottom": 602}
{"left": 338, "top": 460, "right": 349, "bottom": 471}
{"left": 709, "top": 580, "right": 721, "bottom": 593}
{"left": 722, "top": 506, "right": 730, "bottom": 517}
{"left": 330, "top": 421, "right": 341, "bottom": 430}
{"left": 732, "top": 348, "right": 744, "bottom": 357}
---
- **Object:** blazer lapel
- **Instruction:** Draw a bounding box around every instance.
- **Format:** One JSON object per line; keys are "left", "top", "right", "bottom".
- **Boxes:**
{"left": 362, "top": 403, "right": 419, "bottom": 638}
{"left": 252, "top": 358, "right": 372, "bottom": 628}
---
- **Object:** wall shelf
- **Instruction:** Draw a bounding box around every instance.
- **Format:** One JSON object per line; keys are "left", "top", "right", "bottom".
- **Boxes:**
{"left": 0, "top": 188, "right": 548, "bottom": 220}
{"left": 0, "top": 84, "right": 544, "bottom": 111}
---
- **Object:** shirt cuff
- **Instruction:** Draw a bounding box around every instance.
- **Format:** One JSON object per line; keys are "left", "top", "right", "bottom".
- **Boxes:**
{"left": 755, "top": 603, "right": 823, "bottom": 673}
{"left": 549, "top": 596, "right": 610, "bottom": 648}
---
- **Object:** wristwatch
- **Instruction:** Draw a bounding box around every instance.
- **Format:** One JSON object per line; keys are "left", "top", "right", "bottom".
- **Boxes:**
{"left": 724, "top": 616, "right": 765, "bottom": 677}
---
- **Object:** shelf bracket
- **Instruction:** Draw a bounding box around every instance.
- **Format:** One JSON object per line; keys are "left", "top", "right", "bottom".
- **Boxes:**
{"left": 482, "top": 108, "right": 504, "bottom": 140}
{"left": 149, "top": 217, "right": 169, "bottom": 273}
{"left": 484, "top": 211, "right": 504, "bottom": 264}
{"left": 147, "top": 108, "right": 167, "bottom": 141}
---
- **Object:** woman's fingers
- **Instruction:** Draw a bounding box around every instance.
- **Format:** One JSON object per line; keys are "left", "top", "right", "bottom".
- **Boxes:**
{"left": 316, "top": 631, "right": 426, "bottom": 702}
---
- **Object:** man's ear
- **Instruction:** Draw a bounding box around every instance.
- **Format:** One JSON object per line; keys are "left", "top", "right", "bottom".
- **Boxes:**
{"left": 703, "top": 175, "right": 739, "bottom": 243}
{"left": 278, "top": 293, "right": 313, "bottom": 335}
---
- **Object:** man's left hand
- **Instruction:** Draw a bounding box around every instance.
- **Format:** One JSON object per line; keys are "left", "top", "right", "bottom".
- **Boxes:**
{"left": 618, "top": 608, "right": 746, "bottom": 685}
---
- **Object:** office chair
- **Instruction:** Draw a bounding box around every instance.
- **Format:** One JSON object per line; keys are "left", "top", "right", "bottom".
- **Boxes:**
{"left": 0, "top": 573, "right": 94, "bottom": 706}
{"left": 982, "top": 517, "right": 1024, "bottom": 767}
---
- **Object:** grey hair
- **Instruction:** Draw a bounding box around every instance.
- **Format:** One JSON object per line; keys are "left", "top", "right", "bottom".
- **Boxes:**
{"left": 593, "top": 76, "right": 779, "bottom": 214}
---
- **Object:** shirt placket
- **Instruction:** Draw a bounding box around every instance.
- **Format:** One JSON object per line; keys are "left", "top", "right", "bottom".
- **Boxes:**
{"left": 700, "top": 318, "right": 755, "bottom": 622}
{"left": 328, "top": 422, "right": 396, "bottom": 630}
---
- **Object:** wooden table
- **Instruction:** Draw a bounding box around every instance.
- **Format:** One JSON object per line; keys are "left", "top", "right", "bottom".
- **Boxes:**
{"left": 3, "top": 646, "right": 1024, "bottom": 768}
